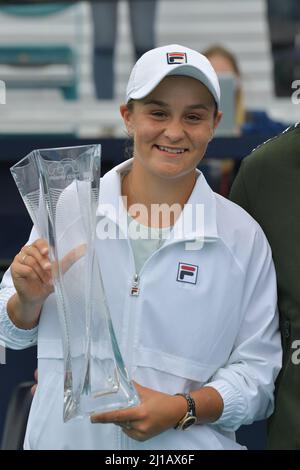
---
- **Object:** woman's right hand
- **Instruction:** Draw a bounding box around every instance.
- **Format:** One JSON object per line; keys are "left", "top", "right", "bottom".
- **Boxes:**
{"left": 12, "top": 239, "right": 53, "bottom": 304}
{"left": 8, "top": 239, "right": 53, "bottom": 329}
{"left": 8, "top": 239, "right": 86, "bottom": 329}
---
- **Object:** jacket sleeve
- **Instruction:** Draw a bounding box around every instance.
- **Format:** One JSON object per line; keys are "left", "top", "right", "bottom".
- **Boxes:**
{"left": 0, "top": 227, "right": 39, "bottom": 350}
{"left": 229, "top": 154, "right": 262, "bottom": 214}
{"left": 205, "top": 227, "right": 282, "bottom": 431}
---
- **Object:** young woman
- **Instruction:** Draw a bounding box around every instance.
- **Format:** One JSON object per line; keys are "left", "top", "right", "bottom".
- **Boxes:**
{"left": 0, "top": 44, "right": 281, "bottom": 450}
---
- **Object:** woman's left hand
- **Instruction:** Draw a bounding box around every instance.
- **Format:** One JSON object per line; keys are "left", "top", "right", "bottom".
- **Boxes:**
{"left": 90, "top": 381, "right": 187, "bottom": 442}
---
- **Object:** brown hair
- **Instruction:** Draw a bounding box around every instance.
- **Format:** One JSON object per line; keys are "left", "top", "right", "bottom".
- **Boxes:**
{"left": 203, "top": 45, "right": 241, "bottom": 77}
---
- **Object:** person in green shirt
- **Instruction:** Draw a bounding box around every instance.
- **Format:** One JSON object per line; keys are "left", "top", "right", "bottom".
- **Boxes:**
{"left": 230, "top": 122, "right": 300, "bottom": 449}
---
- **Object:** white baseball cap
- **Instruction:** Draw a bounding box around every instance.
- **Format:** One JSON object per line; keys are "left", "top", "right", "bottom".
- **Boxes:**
{"left": 125, "top": 44, "right": 220, "bottom": 108}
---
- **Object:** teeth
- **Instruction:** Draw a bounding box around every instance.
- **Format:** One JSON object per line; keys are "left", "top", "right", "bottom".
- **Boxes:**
{"left": 158, "top": 145, "right": 185, "bottom": 154}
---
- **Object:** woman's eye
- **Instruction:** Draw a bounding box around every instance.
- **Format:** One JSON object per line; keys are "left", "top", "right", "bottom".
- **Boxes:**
{"left": 186, "top": 114, "right": 201, "bottom": 121}
{"left": 151, "top": 111, "right": 167, "bottom": 118}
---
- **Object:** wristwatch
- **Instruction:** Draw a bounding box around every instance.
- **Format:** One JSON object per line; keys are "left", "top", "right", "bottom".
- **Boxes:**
{"left": 174, "top": 393, "right": 197, "bottom": 430}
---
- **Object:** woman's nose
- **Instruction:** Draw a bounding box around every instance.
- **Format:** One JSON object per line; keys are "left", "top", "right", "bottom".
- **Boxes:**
{"left": 163, "top": 120, "right": 185, "bottom": 142}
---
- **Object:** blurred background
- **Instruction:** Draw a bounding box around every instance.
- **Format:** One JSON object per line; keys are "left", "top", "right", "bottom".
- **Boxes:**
{"left": 0, "top": 0, "right": 298, "bottom": 134}
{"left": 0, "top": 0, "right": 299, "bottom": 450}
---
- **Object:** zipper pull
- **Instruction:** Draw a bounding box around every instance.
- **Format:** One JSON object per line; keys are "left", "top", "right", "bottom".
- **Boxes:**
{"left": 130, "top": 274, "right": 140, "bottom": 296}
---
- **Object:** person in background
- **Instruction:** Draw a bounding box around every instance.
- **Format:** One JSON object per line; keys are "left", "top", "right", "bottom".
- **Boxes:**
{"left": 203, "top": 45, "right": 245, "bottom": 134}
{"left": 201, "top": 45, "right": 287, "bottom": 196}
{"left": 230, "top": 123, "right": 300, "bottom": 449}
{"left": 266, "top": 0, "right": 300, "bottom": 97}
{"left": 0, "top": 44, "right": 281, "bottom": 450}
{"left": 203, "top": 45, "right": 287, "bottom": 136}
{"left": 91, "top": 0, "right": 157, "bottom": 99}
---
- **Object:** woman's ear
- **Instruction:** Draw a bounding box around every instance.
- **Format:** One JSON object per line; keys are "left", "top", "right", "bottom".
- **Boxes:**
{"left": 213, "top": 111, "right": 223, "bottom": 131}
{"left": 208, "top": 111, "right": 222, "bottom": 142}
{"left": 120, "top": 104, "right": 133, "bottom": 136}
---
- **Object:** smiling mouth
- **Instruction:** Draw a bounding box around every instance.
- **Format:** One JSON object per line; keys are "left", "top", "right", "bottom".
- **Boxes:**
{"left": 155, "top": 145, "right": 188, "bottom": 155}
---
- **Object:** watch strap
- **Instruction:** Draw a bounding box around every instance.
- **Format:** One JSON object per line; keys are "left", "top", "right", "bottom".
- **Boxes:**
{"left": 174, "top": 393, "right": 197, "bottom": 430}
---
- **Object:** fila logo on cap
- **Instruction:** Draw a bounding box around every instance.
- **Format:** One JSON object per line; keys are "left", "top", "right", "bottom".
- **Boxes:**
{"left": 167, "top": 52, "right": 187, "bottom": 65}
{"left": 177, "top": 262, "right": 198, "bottom": 285}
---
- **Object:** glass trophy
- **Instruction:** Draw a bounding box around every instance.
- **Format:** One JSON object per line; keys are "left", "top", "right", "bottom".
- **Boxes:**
{"left": 10, "top": 145, "right": 139, "bottom": 421}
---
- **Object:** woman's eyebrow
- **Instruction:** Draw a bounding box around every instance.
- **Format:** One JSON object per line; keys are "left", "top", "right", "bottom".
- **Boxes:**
{"left": 143, "top": 99, "right": 210, "bottom": 111}
{"left": 143, "top": 99, "right": 169, "bottom": 107}
{"left": 186, "top": 104, "right": 210, "bottom": 111}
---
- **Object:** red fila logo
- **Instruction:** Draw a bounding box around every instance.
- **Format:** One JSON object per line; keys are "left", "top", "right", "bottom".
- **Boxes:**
{"left": 177, "top": 263, "right": 198, "bottom": 285}
{"left": 167, "top": 52, "right": 187, "bottom": 65}
{"left": 130, "top": 286, "right": 140, "bottom": 296}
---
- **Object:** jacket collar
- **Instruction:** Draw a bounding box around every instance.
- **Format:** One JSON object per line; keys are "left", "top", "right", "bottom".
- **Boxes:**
{"left": 97, "top": 158, "right": 219, "bottom": 243}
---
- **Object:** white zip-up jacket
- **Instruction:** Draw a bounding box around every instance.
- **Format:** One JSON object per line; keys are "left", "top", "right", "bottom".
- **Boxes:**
{"left": 0, "top": 159, "right": 281, "bottom": 450}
